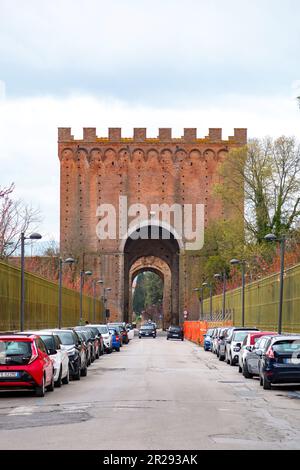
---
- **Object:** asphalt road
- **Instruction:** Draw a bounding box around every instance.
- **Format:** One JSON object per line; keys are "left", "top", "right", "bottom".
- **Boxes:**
{"left": 0, "top": 332, "right": 300, "bottom": 450}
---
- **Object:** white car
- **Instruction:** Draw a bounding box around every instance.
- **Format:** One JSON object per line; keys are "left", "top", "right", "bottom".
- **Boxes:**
{"left": 225, "top": 328, "right": 259, "bottom": 366}
{"left": 22, "top": 330, "right": 69, "bottom": 386}
{"left": 90, "top": 324, "right": 113, "bottom": 353}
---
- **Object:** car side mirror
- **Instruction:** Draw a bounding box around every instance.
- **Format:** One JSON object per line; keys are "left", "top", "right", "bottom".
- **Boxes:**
{"left": 48, "top": 348, "right": 57, "bottom": 355}
{"left": 255, "top": 350, "right": 262, "bottom": 356}
{"left": 236, "top": 343, "right": 242, "bottom": 348}
{"left": 246, "top": 346, "right": 252, "bottom": 352}
{"left": 219, "top": 336, "right": 224, "bottom": 340}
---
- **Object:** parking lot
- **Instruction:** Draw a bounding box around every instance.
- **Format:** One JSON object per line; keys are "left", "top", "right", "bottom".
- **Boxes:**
{"left": 0, "top": 332, "right": 300, "bottom": 449}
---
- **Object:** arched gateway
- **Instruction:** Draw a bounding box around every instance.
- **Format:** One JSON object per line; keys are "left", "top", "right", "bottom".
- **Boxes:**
{"left": 58, "top": 126, "right": 246, "bottom": 323}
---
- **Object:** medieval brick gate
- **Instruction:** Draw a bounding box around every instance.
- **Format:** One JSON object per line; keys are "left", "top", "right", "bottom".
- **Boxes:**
{"left": 58, "top": 127, "right": 246, "bottom": 325}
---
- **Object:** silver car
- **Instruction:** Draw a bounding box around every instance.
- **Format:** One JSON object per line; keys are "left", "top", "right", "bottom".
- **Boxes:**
{"left": 90, "top": 324, "right": 113, "bottom": 354}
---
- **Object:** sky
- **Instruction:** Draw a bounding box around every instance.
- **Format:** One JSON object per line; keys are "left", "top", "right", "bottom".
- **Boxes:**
{"left": 1, "top": 0, "right": 300, "bottom": 243}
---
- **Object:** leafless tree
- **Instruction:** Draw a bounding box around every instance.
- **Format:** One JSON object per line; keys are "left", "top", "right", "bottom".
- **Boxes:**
{"left": 0, "top": 184, "right": 41, "bottom": 259}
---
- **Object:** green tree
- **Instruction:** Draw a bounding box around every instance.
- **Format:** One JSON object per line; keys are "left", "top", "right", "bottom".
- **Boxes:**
{"left": 215, "top": 137, "right": 300, "bottom": 243}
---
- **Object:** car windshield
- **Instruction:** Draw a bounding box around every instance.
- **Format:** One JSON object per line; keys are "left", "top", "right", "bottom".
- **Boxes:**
{"left": 170, "top": 326, "right": 181, "bottom": 332}
{"left": 233, "top": 331, "right": 249, "bottom": 342}
{"left": 141, "top": 326, "right": 153, "bottom": 330}
{"left": 97, "top": 326, "right": 109, "bottom": 334}
{"left": 40, "top": 335, "right": 55, "bottom": 350}
{"left": 0, "top": 340, "right": 32, "bottom": 365}
{"left": 273, "top": 339, "right": 300, "bottom": 354}
{"left": 56, "top": 331, "right": 76, "bottom": 345}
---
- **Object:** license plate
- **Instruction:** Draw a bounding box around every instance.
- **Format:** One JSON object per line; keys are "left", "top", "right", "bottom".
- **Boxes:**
{"left": 145, "top": 333, "right": 149, "bottom": 336}
{"left": 173, "top": 334, "right": 179, "bottom": 337}
{"left": 0, "top": 372, "right": 20, "bottom": 378}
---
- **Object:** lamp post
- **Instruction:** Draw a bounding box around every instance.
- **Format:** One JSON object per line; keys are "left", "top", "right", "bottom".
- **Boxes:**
{"left": 202, "top": 282, "right": 213, "bottom": 321}
{"left": 193, "top": 287, "right": 203, "bottom": 320}
{"left": 79, "top": 270, "right": 93, "bottom": 325}
{"left": 103, "top": 287, "right": 112, "bottom": 323}
{"left": 230, "top": 258, "right": 246, "bottom": 327}
{"left": 20, "top": 232, "right": 42, "bottom": 331}
{"left": 264, "top": 233, "right": 286, "bottom": 334}
{"left": 214, "top": 271, "right": 226, "bottom": 320}
{"left": 92, "top": 279, "right": 103, "bottom": 323}
{"left": 58, "top": 257, "right": 75, "bottom": 329}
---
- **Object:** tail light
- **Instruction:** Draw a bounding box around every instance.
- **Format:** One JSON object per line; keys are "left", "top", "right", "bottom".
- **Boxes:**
{"left": 116, "top": 335, "right": 120, "bottom": 341}
{"left": 266, "top": 346, "right": 275, "bottom": 359}
{"left": 29, "top": 342, "right": 38, "bottom": 364}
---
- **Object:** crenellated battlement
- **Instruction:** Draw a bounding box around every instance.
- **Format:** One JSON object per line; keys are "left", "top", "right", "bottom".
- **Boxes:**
{"left": 58, "top": 127, "right": 247, "bottom": 144}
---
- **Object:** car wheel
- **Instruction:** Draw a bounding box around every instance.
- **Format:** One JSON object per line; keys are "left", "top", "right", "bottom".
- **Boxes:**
{"left": 216, "top": 350, "right": 219, "bottom": 357}
{"left": 230, "top": 354, "right": 235, "bottom": 366}
{"left": 262, "top": 374, "right": 272, "bottom": 390}
{"left": 96, "top": 350, "right": 100, "bottom": 359}
{"left": 167, "top": 337, "right": 169, "bottom": 340}
{"left": 181, "top": 338, "right": 184, "bottom": 341}
{"left": 81, "top": 363, "right": 88, "bottom": 377}
{"left": 139, "top": 336, "right": 141, "bottom": 339}
{"left": 219, "top": 353, "right": 225, "bottom": 361}
{"left": 47, "top": 373, "right": 55, "bottom": 392}
{"left": 243, "top": 361, "right": 253, "bottom": 379}
{"left": 115, "top": 347, "right": 120, "bottom": 352}
{"left": 259, "top": 374, "right": 263, "bottom": 386}
{"left": 62, "top": 368, "right": 69, "bottom": 385}
{"left": 55, "top": 366, "right": 62, "bottom": 388}
{"left": 35, "top": 376, "right": 45, "bottom": 397}
{"left": 226, "top": 352, "right": 230, "bottom": 365}
{"left": 238, "top": 365, "right": 242, "bottom": 373}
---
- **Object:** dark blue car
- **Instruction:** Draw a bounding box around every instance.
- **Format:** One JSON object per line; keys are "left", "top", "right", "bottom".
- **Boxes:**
{"left": 258, "top": 335, "right": 300, "bottom": 390}
{"left": 203, "top": 328, "right": 214, "bottom": 351}
{"left": 108, "top": 327, "right": 121, "bottom": 352}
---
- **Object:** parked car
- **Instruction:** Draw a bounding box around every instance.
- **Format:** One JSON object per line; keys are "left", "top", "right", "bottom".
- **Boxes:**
{"left": 224, "top": 327, "right": 259, "bottom": 365}
{"left": 242, "top": 335, "right": 272, "bottom": 379}
{"left": 22, "top": 330, "right": 69, "bottom": 386}
{"left": 139, "top": 324, "right": 156, "bottom": 338}
{"left": 0, "top": 334, "right": 54, "bottom": 397}
{"left": 48, "top": 329, "right": 88, "bottom": 380}
{"left": 112, "top": 325, "right": 123, "bottom": 347}
{"left": 258, "top": 335, "right": 300, "bottom": 390}
{"left": 108, "top": 327, "right": 121, "bottom": 351}
{"left": 218, "top": 328, "right": 231, "bottom": 361}
{"left": 238, "top": 331, "right": 276, "bottom": 373}
{"left": 212, "top": 328, "right": 223, "bottom": 355}
{"left": 74, "top": 330, "right": 92, "bottom": 366}
{"left": 90, "top": 324, "right": 113, "bottom": 354}
{"left": 81, "top": 326, "right": 103, "bottom": 358}
{"left": 167, "top": 325, "right": 184, "bottom": 341}
{"left": 203, "top": 328, "right": 214, "bottom": 351}
{"left": 109, "top": 323, "right": 129, "bottom": 344}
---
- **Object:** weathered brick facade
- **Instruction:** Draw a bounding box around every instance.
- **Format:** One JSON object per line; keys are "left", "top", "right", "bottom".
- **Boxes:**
{"left": 58, "top": 127, "right": 246, "bottom": 324}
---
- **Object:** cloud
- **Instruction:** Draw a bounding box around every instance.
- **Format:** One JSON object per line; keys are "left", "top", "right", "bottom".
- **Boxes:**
{"left": 1, "top": 91, "right": 299, "bottom": 242}
{"left": 1, "top": 0, "right": 300, "bottom": 101}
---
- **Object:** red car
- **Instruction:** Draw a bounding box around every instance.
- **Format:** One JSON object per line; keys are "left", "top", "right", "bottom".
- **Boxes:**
{"left": 0, "top": 335, "right": 54, "bottom": 397}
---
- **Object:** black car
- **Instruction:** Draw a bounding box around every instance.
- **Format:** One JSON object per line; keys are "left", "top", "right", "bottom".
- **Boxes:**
{"left": 139, "top": 325, "right": 156, "bottom": 338}
{"left": 167, "top": 326, "right": 184, "bottom": 341}
{"left": 51, "top": 329, "right": 88, "bottom": 380}
{"left": 243, "top": 335, "right": 273, "bottom": 378}
{"left": 258, "top": 335, "right": 300, "bottom": 390}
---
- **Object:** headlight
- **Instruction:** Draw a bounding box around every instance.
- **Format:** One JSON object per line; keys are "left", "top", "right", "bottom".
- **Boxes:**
{"left": 233, "top": 347, "right": 240, "bottom": 352}
{"left": 67, "top": 348, "right": 76, "bottom": 356}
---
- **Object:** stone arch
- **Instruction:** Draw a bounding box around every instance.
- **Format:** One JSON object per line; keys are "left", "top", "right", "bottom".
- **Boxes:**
{"left": 129, "top": 256, "right": 172, "bottom": 327}
{"left": 131, "top": 148, "right": 145, "bottom": 162}
{"left": 60, "top": 148, "right": 74, "bottom": 161}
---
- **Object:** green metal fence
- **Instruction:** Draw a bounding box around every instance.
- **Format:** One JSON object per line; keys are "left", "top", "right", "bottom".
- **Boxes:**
{"left": 202, "top": 263, "right": 300, "bottom": 333}
{"left": 0, "top": 261, "right": 104, "bottom": 331}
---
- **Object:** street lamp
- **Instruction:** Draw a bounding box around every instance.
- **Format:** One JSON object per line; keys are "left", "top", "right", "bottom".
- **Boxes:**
{"left": 264, "top": 233, "right": 286, "bottom": 334}
{"left": 214, "top": 271, "right": 226, "bottom": 320}
{"left": 202, "top": 282, "right": 213, "bottom": 321}
{"left": 20, "top": 232, "right": 42, "bottom": 331}
{"left": 92, "top": 279, "right": 103, "bottom": 323}
{"left": 230, "top": 258, "right": 246, "bottom": 327}
{"left": 193, "top": 287, "right": 203, "bottom": 320}
{"left": 103, "top": 287, "right": 112, "bottom": 323}
{"left": 58, "top": 257, "right": 75, "bottom": 329}
{"left": 79, "top": 270, "right": 93, "bottom": 324}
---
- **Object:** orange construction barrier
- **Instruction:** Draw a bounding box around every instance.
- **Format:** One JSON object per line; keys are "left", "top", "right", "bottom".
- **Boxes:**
{"left": 183, "top": 320, "right": 233, "bottom": 346}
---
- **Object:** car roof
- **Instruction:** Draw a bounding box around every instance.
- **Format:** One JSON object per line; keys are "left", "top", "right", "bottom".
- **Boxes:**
{"left": 0, "top": 334, "right": 36, "bottom": 341}
{"left": 271, "top": 335, "right": 300, "bottom": 341}
{"left": 21, "top": 330, "right": 56, "bottom": 336}
{"left": 249, "top": 331, "right": 276, "bottom": 338}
